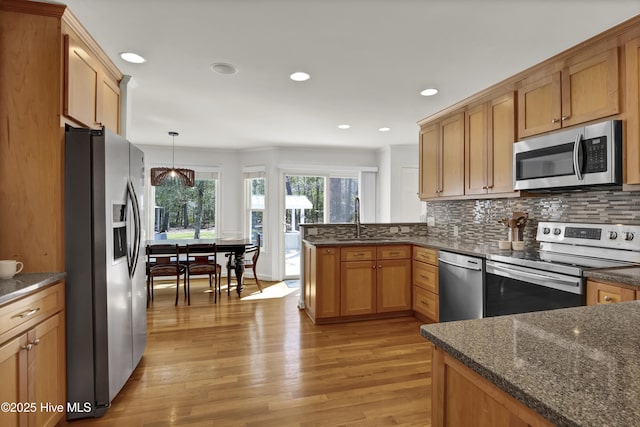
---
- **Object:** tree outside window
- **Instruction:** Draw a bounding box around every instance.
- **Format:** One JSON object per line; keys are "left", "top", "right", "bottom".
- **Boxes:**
{"left": 247, "top": 177, "right": 265, "bottom": 247}
{"left": 154, "top": 178, "right": 217, "bottom": 239}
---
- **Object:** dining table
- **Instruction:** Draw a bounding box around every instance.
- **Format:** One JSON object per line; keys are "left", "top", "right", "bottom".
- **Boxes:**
{"left": 145, "top": 238, "right": 252, "bottom": 297}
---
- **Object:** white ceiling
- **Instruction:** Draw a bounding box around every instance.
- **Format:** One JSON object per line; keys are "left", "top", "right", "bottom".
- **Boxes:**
{"left": 57, "top": 0, "right": 640, "bottom": 150}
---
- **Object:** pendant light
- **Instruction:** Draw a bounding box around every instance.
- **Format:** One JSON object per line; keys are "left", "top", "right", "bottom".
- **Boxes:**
{"left": 150, "top": 131, "right": 195, "bottom": 187}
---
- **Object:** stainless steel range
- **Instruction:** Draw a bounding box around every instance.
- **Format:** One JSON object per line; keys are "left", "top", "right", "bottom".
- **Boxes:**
{"left": 485, "top": 222, "right": 640, "bottom": 317}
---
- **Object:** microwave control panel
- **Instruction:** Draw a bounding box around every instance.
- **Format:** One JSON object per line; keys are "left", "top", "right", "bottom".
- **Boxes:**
{"left": 584, "top": 137, "right": 607, "bottom": 173}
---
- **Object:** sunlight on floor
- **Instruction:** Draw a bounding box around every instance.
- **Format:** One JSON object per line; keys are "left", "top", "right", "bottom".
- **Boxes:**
{"left": 241, "top": 281, "right": 299, "bottom": 301}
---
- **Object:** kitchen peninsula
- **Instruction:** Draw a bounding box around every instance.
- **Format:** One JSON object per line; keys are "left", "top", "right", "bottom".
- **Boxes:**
{"left": 421, "top": 301, "right": 640, "bottom": 427}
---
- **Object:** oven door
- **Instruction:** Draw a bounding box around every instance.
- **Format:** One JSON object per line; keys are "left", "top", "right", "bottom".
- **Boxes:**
{"left": 485, "top": 260, "right": 585, "bottom": 317}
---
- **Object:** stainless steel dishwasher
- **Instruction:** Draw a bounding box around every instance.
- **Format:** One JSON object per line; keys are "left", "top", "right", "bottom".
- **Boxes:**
{"left": 438, "top": 251, "right": 484, "bottom": 322}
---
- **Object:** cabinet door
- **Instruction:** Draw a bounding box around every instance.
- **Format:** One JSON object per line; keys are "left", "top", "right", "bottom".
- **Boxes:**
{"left": 465, "top": 103, "right": 488, "bottom": 195}
{"left": 340, "top": 261, "right": 376, "bottom": 316}
{"left": 316, "top": 247, "right": 340, "bottom": 318}
{"left": 625, "top": 38, "right": 640, "bottom": 185}
{"left": 517, "top": 72, "right": 562, "bottom": 138}
{"left": 562, "top": 47, "right": 619, "bottom": 128}
{"left": 31, "top": 312, "right": 65, "bottom": 427}
{"left": 303, "top": 244, "right": 315, "bottom": 316}
{"left": 488, "top": 92, "right": 516, "bottom": 195}
{"left": 413, "top": 261, "right": 438, "bottom": 293}
{"left": 0, "top": 334, "right": 28, "bottom": 427}
{"left": 413, "top": 286, "right": 438, "bottom": 322}
{"left": 99, "top": 73, "right": 121, "bottom": 134}
{"left": 64, "top": 33, "right": 99, "bottom": 128}
{"left": 419, "top": 124, "right": 439, "bottom": 199}
{"left": 440, "top": 113, "right": 465, "bottom": 197}
{"left": 377, "top": 259, "right": 411, "bottom": 312}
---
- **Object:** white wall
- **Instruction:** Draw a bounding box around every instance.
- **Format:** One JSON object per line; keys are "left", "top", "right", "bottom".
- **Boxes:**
{"left": 377, "top": 144, "right": 423, "bottom": 222}
{"left": 141, "top": 143, "right": 412, "bottom": 281}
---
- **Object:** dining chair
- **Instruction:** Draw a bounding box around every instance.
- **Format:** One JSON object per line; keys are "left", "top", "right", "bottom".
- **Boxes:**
{"left": 186, "top": 243, "right": 222, "bottom": 303}
{"left": 226, "top": 234, "right": 263, "bottom": 295}
{"left": 146, "top": 244, "right": 187, "bottom": 306}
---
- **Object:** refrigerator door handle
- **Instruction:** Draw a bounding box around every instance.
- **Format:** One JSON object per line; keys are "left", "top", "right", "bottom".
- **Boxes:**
{"left": 126, "top": 179, "right": 142, "bottom": 278}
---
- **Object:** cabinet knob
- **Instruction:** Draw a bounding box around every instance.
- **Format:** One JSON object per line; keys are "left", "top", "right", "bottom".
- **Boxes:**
{"left": 21, "top": 344, "right": 33, "bottom": 352}
{"left": 378, "top": 265, "right": 382, "bottom": 268}
{"left": 31, "top": 339, "right": 40, "bottom": 346}
{"left": 561, "top": 115, "right": 569, "bottom": 121}
{"left": 603, "top": 295, "right": 613, "bottom": 302}
{"left": 551, "top": 118, "right": 560, "bottom": 124}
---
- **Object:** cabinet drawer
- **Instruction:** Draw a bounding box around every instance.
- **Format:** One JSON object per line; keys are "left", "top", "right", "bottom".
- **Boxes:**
{"left": 587, "top": 281, "right": 636, "bottom": 305}
{"left": 377, "top": 245, "right": 411, "bottom": 260}
{"left": 413, "top": 246, "right": 438, "bottom": 265}
{"left": 413, "top": 286, "right": 438, "bottom": 321}
{"left": 341, "top": 246, "right": 376, "bottom": 261}
{"left": 0, "top": 282, "right": 64, "bottom": 344}
{"left": 413, "top": 261, "right": 438, "bottom": 293}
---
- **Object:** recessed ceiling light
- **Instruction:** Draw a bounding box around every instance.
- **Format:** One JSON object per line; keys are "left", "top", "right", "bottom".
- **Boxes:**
{"left": 379, "top": 127, "right": 391, "bottom": 132}
{"left": 420, "top": 88, "right": 439, "bottom": 97}
{"left": 119, "top": 52, "right": 146, "bottom": 64}
{"left": 338, "top": 124, "right": 350, "bottom": 129}
{"left": 290, "top": 71, "right": 311, "bottom": 82}
{"left": 211, "top": 62, "right": 238, "bottom": 75}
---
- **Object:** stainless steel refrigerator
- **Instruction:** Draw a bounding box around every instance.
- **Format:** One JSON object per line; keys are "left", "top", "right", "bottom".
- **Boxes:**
{"left": 65, "top": 126, "right": 146, "bottom": 419}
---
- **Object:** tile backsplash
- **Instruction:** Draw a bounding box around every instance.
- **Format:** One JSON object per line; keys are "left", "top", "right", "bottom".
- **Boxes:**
{"left": 425, "top": 190, "right": 640, "bottom": 247}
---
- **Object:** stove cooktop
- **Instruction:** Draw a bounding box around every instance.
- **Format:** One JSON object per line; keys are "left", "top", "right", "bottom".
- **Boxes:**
{"left": 487, "top": 222, "right": 640, "bottom": 277}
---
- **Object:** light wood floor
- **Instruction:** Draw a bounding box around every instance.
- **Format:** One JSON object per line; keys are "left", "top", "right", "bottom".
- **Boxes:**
{"left": 66, "top": 278, "right": 432, "bottom": 426}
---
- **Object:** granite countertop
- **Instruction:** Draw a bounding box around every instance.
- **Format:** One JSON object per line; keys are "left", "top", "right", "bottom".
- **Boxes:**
{"left": 585, "top": 266, "right": 640, "bottom": 287}
{"left": 303, "top": 236, "right": 513, "bottom": 259}
{"left": 421, "top": 302, "right": 640, "bottom": 427}
{"left": 0, "top": 272, "right": 66, "bottom": 305}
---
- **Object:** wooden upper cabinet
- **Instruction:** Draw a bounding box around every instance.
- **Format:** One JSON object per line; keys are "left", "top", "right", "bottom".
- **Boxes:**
{"left": 518, "top": 46, "right": 619, "bottom": 139}
{"left": 488, "top": 93, "right": 517, "bottom": 194}
{"left": 625, "top": 37, "right": 640, "bottom": 185}
{"left": 419, "top": 124, "right": 439, "bottom": 199}
{"left": 562, "top": 47, "right": 619, "bottom": 127}
{"left": 65, "top": 32, "right": 99, "bottom": 130}
{"left": 419, "top": 112, "right": 464, "bottom": 199}
{"left": 100, "top": 75, "right": 121, "bottom": 134}
{"left": 64, "top": 29, "right": 121, "bottom": 134}
{"left": 465, "top": 92, "right": 516, "bottom": 196}
{"left": 440, "top": 112, "right": 465, "bottom": 197}
{"left": 517, "top": 72, "right": 562, "bottom": 138}
{"left": 465, "top": 103, "right": 488, "bottom": 196}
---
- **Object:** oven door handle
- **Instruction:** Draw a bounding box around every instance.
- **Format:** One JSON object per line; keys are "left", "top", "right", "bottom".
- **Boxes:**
{"left": 486, "top": 262, "right": 583, "bottom": 295}
{"left": 573, "top": 132, "right": 584, "bottom": 181}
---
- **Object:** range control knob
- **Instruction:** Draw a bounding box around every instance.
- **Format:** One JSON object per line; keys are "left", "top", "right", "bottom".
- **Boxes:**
{"left": 553, "top": 228, "right": 562, "bottom": 236}
{"left": 625, "top": 232, "right": 635, "bottom": 241}
{"left": 609, "top": 231, "right": 618, "bottom": 240}
{"left": 543, "top": 227, "right": 551, "bottom": 235}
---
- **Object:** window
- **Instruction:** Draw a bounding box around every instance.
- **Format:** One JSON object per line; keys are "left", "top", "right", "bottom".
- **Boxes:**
{"left": 153, "top": 172, "right": 218, "bottom": 239}
{"left": 246, "top": 176, "right": 265, "bottom": 247}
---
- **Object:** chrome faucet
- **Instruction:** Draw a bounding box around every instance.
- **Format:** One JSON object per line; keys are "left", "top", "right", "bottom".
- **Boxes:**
{"left": 354, "top": 196, "right": 361, "bottom": 238}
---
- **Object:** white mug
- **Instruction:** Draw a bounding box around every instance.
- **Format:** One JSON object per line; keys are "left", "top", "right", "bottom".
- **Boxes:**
{"left": 0, "top": 260, "right": 24, "bottom": 279}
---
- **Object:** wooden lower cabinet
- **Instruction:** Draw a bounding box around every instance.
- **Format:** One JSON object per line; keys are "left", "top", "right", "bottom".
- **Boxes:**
{"left": 303, "top": 243, "right": 415, "bottom": 322}
{"left": 303, "top": 244, "right": 340, "bottom": 322}
{"left": 431, "top": 345, "right": 554, "bottom": 427}
{"left": 341, "top": 260, "right": 377, "bottom": 316}
{"left": 413, "top": 246, "right": 439, "bottom": 322}
{"left": 0, "top": 282, "right": 65, "bottom": 427}
{"left": 340, "top": 245, "right": 411, "bottom": 316}
{"left": 586, "top": 279, "right": 639, "bottom": 305}
{"left": 377, "top": 258, "right": 412, "bottom": 313}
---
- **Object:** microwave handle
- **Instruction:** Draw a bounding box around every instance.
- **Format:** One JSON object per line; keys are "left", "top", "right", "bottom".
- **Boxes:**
{"left": 573, "top": 132, "right": 584, "bottom": 181}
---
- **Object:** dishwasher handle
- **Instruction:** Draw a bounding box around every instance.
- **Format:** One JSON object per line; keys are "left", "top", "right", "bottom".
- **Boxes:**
{"left": 438, "top": 258, "right": 483, "bottom": 271}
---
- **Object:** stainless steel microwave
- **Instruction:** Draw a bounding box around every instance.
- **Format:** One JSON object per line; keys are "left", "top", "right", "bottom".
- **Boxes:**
{"left": 513, "top": 120, "right": 622, "bottom": 191}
